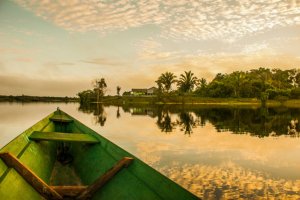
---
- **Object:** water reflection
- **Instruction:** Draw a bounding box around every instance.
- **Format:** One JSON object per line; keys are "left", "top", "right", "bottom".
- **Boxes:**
{"left": 79, "top": 103, "right": 107, "bottom": 126}
{"left": 177, "top": 112, "right": 196, "bottom": 136}
{"left": 79, "top": 104, "right": 300, "bottom": 137}
{"left": 2, "top": 103, "right": 300, "bottom": 199}
{"left": 116, "top": 106, "right": 121, "bottom": 118}
{"left": 157, "top": 111, "right": 175, "bottom": 133}
{"left": 159, "top": 162, "right": 300, "bottom": 199}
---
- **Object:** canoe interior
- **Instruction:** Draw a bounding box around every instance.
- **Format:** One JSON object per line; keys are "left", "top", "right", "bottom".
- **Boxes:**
{"left": 0, "top": 110, "right": 198, "bottom": 199}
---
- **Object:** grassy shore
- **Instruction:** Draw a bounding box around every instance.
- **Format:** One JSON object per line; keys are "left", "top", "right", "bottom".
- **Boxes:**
{"left": 0, "top": 95, "right": 79, "bottom": 102}
{"left": 97, "top": 95, "right": 300, "bottom": 107}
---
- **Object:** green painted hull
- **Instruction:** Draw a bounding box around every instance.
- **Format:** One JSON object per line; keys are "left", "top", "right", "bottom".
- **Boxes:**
{"left": 0, "top": 110, "right": 198, "bottom": 199}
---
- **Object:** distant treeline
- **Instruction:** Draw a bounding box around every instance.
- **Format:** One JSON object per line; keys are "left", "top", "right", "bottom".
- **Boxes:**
{"left": 154, "top": 68, "right": 300, "bottom": 101}
{"left": 78, "top": 68, "right": 300, "bottom": 104}
{"left": 0, "top": 95, "right": 78, "bottom": 102}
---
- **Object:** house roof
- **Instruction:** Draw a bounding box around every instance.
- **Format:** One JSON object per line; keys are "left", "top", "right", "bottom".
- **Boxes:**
{"left": 131, "top": 87, "right": 157, "bottom": 93}
{"left": 147, "top": 87, "right": 157, "bottom": 90}
{"left": 132, "top": 89, "right": 147, "bottom": 92}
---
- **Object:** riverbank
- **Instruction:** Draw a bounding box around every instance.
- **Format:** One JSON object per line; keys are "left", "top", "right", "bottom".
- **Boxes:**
{"left": 96, "top": 96, "right": 300, "bottom": 107}
{"left": 3, "top": 95, "right": 300, "bottom": 107}
{"left": 0, "top": 95, "right": 79, "bottom": 102}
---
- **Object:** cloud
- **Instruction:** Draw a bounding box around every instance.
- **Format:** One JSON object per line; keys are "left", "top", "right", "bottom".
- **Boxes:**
{"left": 241, "top": 42, "right": 270, "bottom": 54}
{"left": 139, "top": 49, "right": 180, "bottom": 60}
{"left": 0, "top": 47, "right": 29, "bottom": 54}
{"left": 82, "top": 57, "right": 127, "bottom": 66}
{"left": 0, "top": 61, "right": 5, "bottom": 71}
{"left": 15, "top": 57, "right": 33, "bottom": 63}
{"left": 15, "top": 0, "right": 300, "bottom": 41}
{"left": 135, "top": 38, "right": 181, "bottom": 60}
{"left": 44, "top": 61, "right": 74, "bottom": 67}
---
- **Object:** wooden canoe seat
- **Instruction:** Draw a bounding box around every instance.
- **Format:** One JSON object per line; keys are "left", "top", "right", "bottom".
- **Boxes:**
{"left": 0, "top": 152, "right": 133, "bottom": 199}
{"left": 29, "top": 131, "right": 99, "bottom": 143}
{"left": 50, "top": 115, "right": 73, "bottom": 123}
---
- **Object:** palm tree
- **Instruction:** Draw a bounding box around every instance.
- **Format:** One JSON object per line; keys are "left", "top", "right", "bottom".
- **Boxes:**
{"left": 177, "top": 71, "right": 198, "bottom": 93}
{"left": 156, "top": 72, "right": 177, "bottom": 93}
{"left": 230, "top": 71, "right": 244, "bottom": 97}
{"left": 177, "top": 112, "right": 196, "bottom": 136}
{"left": 199, "top": 78, "right": 207, "bottom": 88}
{"left": 157, "top": 111, "right": 174, "bottom": 133}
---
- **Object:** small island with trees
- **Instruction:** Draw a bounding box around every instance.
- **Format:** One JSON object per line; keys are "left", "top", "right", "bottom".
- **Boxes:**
{"left": 77, "top": 67, "right": 300, "bottom": 107}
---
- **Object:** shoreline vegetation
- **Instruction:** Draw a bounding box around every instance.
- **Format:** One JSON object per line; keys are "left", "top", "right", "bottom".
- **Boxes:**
{"left": 78, "top": 68, "right": 300, "bottom": 107}
{"left": 95, "top": 96, "right": 300, "bottom": 108}
{"left": 0, "top": 95, "right": 78, "bottom": 102}
{"left": 1, "top": 94, "right": 300, "bottom": 107}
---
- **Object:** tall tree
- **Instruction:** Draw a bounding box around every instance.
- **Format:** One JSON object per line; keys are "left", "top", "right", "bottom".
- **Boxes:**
{"left": 229, "top": 71, "right": 245, "bottom": 97}
{"left": 177, "top": 71, "right": 198, "bottom": 93}
{"left": 155, "top": 79, "right": 163, "bottom": 97}
{"left": 93, "top": 78, "right": 107, "bottom": 102}
{"left": 156, "top": 72, "right": 177, "bottom": 93}
{"left": 117, "top": 86, "right": 121, "bottom": 96}
{"left": 77, "top": 90, "right": 94, "bottom": 104}
{"left": 271, "top": 69, "right": 292, "bottom": 89}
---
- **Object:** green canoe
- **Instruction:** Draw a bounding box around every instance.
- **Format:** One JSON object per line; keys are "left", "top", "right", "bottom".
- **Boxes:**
{"left": 0, "top": 109, "right": 198, "bottom": 199}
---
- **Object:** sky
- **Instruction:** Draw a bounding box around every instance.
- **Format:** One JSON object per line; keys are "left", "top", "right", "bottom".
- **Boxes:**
{"left": 0, "top": 0, "right": 300, "bottom": 96}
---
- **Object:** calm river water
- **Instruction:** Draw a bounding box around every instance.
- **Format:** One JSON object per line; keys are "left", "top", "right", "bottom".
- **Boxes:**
{"left": 1, "top": 102, "right": 300, "bottom": 199}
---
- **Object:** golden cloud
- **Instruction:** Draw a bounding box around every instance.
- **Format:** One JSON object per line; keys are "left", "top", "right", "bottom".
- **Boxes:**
{"left": 16, "top": 0, "right": 300, "bottom": 41}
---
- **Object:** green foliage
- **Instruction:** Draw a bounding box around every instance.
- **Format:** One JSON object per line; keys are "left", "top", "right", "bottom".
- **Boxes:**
{"left": 207, "top": 81, "right": 234, "bottom": 98}
{"left": 267, "top": 89, "right": 291, "bottom": 100}
{"left": 291, "top": 88, "right": 300, "bottom": 99}
{"left": 78, "top": 77, "right": 107, "bottom": 104}
{"left": 122, "top": 91, "right": 131, "bottom": 96}
{"left": 93, "top": 78, "right": 107, "bottom": 102}
{"left": 77, "top": 90, "right": 95, "bottom": 104}
{"left": 177, "top": 71, "right": 198, "bottom": 93}
{"left": 156, "top": 72, "right": 177, "bottom": 93}
{"left": 193, "top": 68, "right": 298, "bottom": 101}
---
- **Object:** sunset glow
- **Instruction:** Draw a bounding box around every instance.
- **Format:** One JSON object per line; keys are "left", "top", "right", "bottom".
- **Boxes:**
{"left": 0, "top": 0, "right": 300, "bottom": 95}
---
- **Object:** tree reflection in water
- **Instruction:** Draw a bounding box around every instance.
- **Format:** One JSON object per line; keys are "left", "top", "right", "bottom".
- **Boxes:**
{"left": 79, "top": 103, "right": 107, "bottom": 126}
{"left": 157, "top": 111, "right": 175, "bottom": 133}
{"left": 116, "top": 106, "right": 121, "bottom": 118}
{"left": 78, "top": 104, "right": 300, "bottom": 137}
{"left": 177, "top": 112, "right": 196, "bottom": 136}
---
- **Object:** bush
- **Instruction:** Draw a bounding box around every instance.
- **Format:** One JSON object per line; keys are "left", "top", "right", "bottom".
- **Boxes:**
{"left": 291, "top": 88, "right": 300, "bottom": 99}
{"left": 274, "top": 95, "right": 289, "bottom": 102}
{"left": 266, "top": 89, "right": 290, "bottom": 100}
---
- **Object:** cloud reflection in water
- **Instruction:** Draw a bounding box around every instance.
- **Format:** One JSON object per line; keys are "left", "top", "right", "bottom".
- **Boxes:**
{"left": 159, "top": 162, "right": 300, "bottom": 199}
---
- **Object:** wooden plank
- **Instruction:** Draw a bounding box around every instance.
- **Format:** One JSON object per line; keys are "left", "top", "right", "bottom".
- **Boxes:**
{"left": 76, "top": 157, "right": 134, "bottom": 200}
{"left": 0, "top": 152, "right": 63, "bottom": 200}
{"left": 29, "top": 131, "right": 99, "bottom": 143}
{"left": 51, "top": 186, "right": 87, "bottom": 197}
{"left": 50, "top": 115, "right": 73, "bottom": 123}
